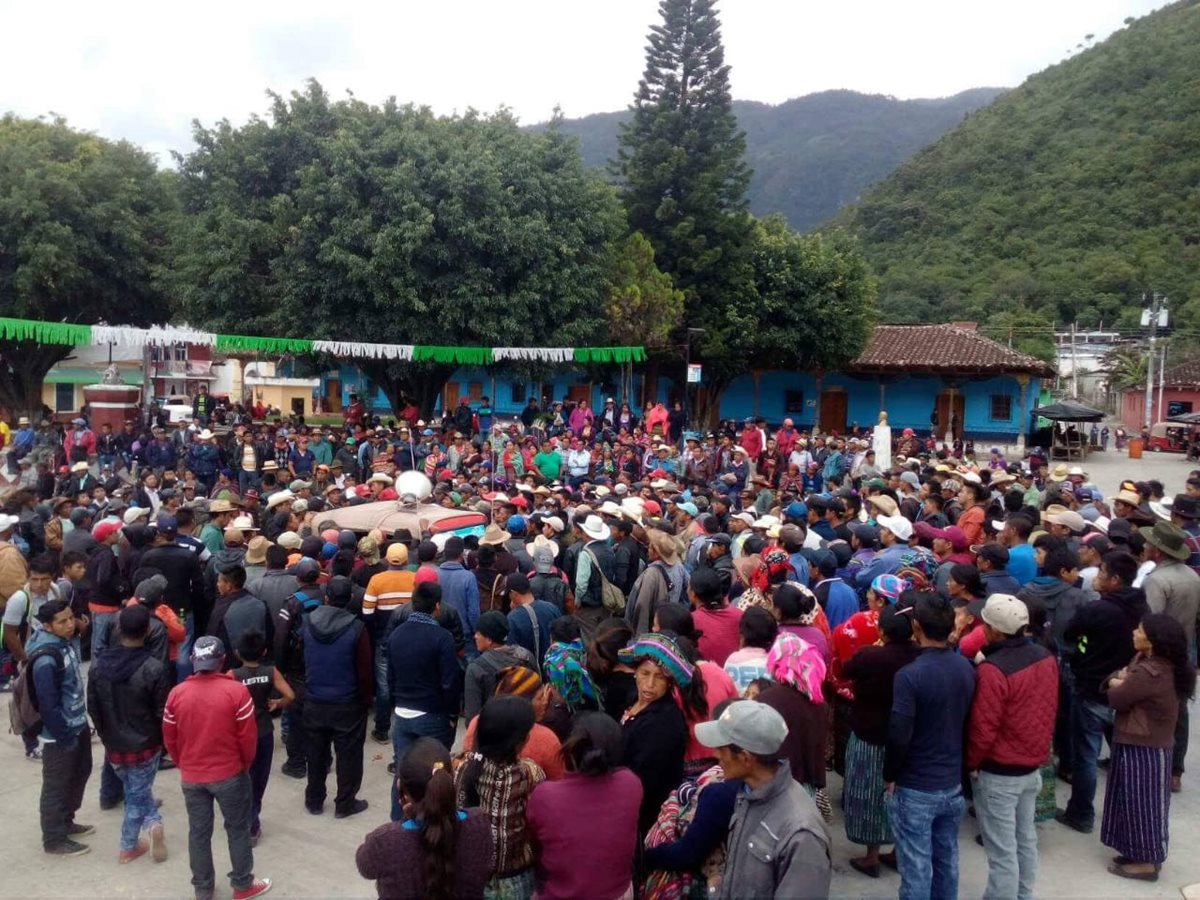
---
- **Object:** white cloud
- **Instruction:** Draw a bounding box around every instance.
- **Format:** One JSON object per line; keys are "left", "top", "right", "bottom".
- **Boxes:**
{"left": 0, "top": 0, "right": 1169, "bottom": 162}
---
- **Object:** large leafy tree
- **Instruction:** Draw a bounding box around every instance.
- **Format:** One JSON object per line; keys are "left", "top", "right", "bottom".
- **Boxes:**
{"left": 0, "top": 115, "right": 174, "bottom": 415}
{"left": 614, "top": 0, "right": 752, "bottom": 316}
{"left": 171, "top": 81, "right": 626, "bottom": 412}
{"left": 694, "top": 218, "right": 876, "bottom": 423}
{"left": 602, "top": 232, "right": 685, "bottom": 348}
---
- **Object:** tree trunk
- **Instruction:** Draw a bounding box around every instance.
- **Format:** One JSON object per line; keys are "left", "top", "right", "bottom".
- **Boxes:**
{"left": 359, "top": 360, "right": 457, "bottom": 419}
{"left": 0, "top": 342, "right": 72, "bottom": 420}
{"left": 695, "top": 376, "right": 730, "bottom": 432}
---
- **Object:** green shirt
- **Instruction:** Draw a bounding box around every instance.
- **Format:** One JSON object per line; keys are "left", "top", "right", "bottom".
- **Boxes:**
{"left": 200, "top": 523, "right": 224, "bottom": 555}
{"left": 533, "top": 451, "right": 562, "bottom": 479}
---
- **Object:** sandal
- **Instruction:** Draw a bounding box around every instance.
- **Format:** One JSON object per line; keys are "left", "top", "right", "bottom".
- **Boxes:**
{"left": 1107, "top": 862, "right": 1159, "bottom": 882}
{"left": 849, "top": 858, "right": 880, "bottom": 878}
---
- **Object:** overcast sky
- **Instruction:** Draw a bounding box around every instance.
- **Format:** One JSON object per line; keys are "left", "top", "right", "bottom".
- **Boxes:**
{"left": 1, "top": 0, "right": 1169, "bottom": 162}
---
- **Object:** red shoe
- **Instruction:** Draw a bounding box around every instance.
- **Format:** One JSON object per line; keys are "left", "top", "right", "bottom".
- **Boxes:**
{"left": 232, "top": 878, "right": 272, "bottom": 899}
{"left": 118, "top": 842, "right": 148, "bottom": 864}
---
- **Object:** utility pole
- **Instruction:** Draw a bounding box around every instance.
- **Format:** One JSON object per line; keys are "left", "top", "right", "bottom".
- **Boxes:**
{"left": 1142, "top": 293, "right": 1168, "bottom": 430}
{"left": 1070, "top": 321, "right": 1078, "bottom": 398}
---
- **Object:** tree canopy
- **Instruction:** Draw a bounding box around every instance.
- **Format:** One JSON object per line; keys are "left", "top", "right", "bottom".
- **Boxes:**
{"left": 0, "top": 115, "right": 173, "bottom": 414}
{"left": 838, "top": 0, "right": 1200, "bottom": 334}
{"left": 170, "top": 81, "right": 626, "bottom": 411}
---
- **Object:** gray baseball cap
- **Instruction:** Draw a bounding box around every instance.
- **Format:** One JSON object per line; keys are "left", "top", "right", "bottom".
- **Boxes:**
{"left": 695, "top": 700, "right": 789, "bottom": 755}
{"left": 191, "top": 635, "right": 226, "bottom": 672}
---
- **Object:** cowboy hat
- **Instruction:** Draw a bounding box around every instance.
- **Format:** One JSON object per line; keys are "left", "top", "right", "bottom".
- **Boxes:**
{"left": 598, "top": 500, "right": 623, "bottom": 519}
{"left": 1113, "top": 489, "right": 1142, "bottom": 507}
{"left": 209, "top": 499, "right": 237, "bottom": 514}
{"left": 1140, "top": 521, "right": 1190, "bottom": 561}
{"left": 525, "top": 534, "right": 557, "bottom": 557}
{"left": 244, "top": 535, "right": 271, "bottom": 565}
{"left": 479, "top": 524, "right": 509, "bottom": 546}
{"left": 265, "top": 490, "right": 296, "bottom": 510}
{"left": 580, "top": 515, "right": 611, "bottom": 541}
{"left": 231, "top": 515, "right": 259, "bottom": 532}
{"left": 198, "top": 429, "right": 215, "bottom": 441}
{"left": 866, "top": 494, "right": 899, "bottom": 518}
{"left": 1047, "top": 464, "right": 1069, "bottom": 483}
{"left": 70, "top": 461, "right": 89, "bottom": 473}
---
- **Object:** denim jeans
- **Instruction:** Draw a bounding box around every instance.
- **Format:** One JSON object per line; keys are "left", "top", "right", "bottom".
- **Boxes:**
{"left": 1065, "top": 698, "right": 1114, "bottom": 827}
{"left": 390, "top": 711, "right": 454, "bottom": 820}
{"left": 973, "top": 770, "right": 1040, "bottom": 900}
{"left": 40, "top": 734, "right": 93, "bottom": 848}
{"left": 112, "top": 752, "right": 163, "bottom": 851}
{"left": 887, "top": 785, "right": 966, "bottom": 900}
{"left": 98, "top": 453, "right": 117, "bottom": 473}
{"left": 91, "top": 611, "right": 118, "bottom": 661}
{"left": 248, "top": 731, "right": 273, "bottom": 834}
{"left": 373, "top": 643, "right": 391, "bottom": 735}
{"left": 176, "top": 614, "right": 195, "bottom": 683}
{"left": 181, "top": 771, "right": 255, "bottom": 893}
{"left": 237, "top": 470, "right": 259, "bottom": 497}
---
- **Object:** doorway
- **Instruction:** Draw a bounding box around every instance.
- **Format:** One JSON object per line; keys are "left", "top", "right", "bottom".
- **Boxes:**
{"left": 936, "top": 391, "right": 966, "bottom": 439}
{"left": 819, "top": 390, "right": 847, "bottom": 434}
{"left": 567, "top": 384, "right": 592, "bottom": 406}
{"left": 325, "top": 378, "right": 342, "bottom": 413}
{"left": 443, "top": 382, "right": 460, "bottom": 412}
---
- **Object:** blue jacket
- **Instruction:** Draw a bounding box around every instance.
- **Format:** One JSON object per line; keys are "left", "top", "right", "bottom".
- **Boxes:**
{"left": 145, "top": 439, "right": 177, "bottom": 470}
{"left": 852, "top": 544, "right": 910, "bottom": 590}
{"left": 506, "top": 601, "right": 562, "bottom": 668}
{"left": 387, "top": 612, "right": 460, "bottom": 715}
{"left": 29, "top": 630, "right": 88, "bottom": 744}
{"left": 188, "top": 443, "right": 220, "bottom": 478}
{"left": 437, "top": 562, "right": 480, "bottom": 636}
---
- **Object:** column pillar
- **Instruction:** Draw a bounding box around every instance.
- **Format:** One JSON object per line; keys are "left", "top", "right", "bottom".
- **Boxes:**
{"left": 1016, "top": 374, "right": 1030, "bottom": 456}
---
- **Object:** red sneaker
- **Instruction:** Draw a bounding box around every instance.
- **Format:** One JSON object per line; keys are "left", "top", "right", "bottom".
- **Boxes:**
{"left": 232, "top": 878, "right": 272, "bottom": 900}
{"left": 118, "top": 843, "right": 148, "bottom": 864}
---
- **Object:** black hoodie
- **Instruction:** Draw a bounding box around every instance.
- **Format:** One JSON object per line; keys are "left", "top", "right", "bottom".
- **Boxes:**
{"left": 86, "top": 645, "right": 172, "bottom": 754}
{"left": 1064, "top": 586, "right": 1149, "bottom": 702}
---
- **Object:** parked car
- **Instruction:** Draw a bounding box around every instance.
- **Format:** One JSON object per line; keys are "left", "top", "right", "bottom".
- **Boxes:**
{"left": 158, "top": 395, "right": 193, "bottom": 424}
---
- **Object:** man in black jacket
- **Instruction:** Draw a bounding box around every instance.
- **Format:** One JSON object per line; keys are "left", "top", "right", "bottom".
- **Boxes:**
{"left": 610, "top": 517, "right": 642, "bottom": 598}
{"left": 87, "top": 604, "right": 172, "bottom": 863}
{"left": 141, "top": 518, "right": 206, "bottom": 637}
{"left": 207, "top": 565, "right": 272, "bottom": 673}
{"left": 274, "top": 559, "right": 325, "bottom": 778}
{"left": 1059, "top": 550, "right": 1148, "bottom": 833}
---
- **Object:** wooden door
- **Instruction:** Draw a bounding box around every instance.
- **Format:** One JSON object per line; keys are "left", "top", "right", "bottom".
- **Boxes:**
{"left": 325, "top": 378, "right": 342, "bottom": 413}
{"left": 819, "top": 390, "right": 847, "bottom": 434}
{"left": 444, "top": 382, "right": 460, "bottom": 412}
{"left": 567, "top": 384, "right": 592, "bottom": 405}
{"left": 936, "top": 391, "right": 966, "bottom": 439}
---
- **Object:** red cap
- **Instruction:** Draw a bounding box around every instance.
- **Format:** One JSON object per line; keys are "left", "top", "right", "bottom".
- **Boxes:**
{"left": 643, "top": 500, "right": 662, "bottom": 516}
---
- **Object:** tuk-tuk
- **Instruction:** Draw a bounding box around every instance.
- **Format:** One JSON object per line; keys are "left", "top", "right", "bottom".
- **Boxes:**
{"left": 1149, "top": 422, "right": 1188, "bottom": 452}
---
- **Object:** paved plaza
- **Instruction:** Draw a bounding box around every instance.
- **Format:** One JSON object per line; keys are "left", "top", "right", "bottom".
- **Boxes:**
{"left": 1, "top": 446, "right": 1198, "bottom": 898}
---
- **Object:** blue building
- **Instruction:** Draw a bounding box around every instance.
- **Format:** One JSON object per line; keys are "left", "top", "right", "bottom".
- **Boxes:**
{"left": 317, "top": 324, "right": 1052, "bottom": 448}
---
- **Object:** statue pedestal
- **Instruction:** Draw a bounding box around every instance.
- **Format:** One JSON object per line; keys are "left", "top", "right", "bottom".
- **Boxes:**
{"left": 84, "top": 384, "right": 141, "bottom": 433}
{"left": 873, "top": 425, "right": 892, "bottom": 471}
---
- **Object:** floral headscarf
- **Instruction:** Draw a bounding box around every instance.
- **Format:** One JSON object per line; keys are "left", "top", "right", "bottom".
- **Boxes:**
{"left": 766, "top": 632, "right": 827, "bottom": 703}
{"left": 618, "top": 633, "right": 695, "bottom": 687}
{"left": 542, "top": 639, "right": 598, "bottom": 709}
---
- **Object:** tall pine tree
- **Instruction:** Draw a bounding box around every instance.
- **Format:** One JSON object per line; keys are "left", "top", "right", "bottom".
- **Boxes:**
{"left": 614, "top": 0, "right": 751, "bottom": 308}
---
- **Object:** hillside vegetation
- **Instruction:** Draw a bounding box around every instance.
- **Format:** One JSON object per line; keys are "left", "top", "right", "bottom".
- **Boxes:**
{"left": 837, "top": 0, "right": 1200, "bottom": 335}
{"left": 541, "top": 88, "right": 1002, "bottom": 231}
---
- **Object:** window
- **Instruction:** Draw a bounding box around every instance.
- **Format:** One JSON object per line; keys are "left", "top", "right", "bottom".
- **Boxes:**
{"left": 55, "top": 383, "right": 75, "bottom": 412}
{"left": 990, "top": 394, "right": 1013, "bottom": 421}
{"left": 173, "top": 343, "right": 188, "bottom": 362}
{"left": 784, "top": 390, "right": 805, "bottom": 413}
{"left": 1168, "top": 401, "right": 1194, "bottom": 418}
{"left": 511, "top": 382, "right": 527, "bottom": 403}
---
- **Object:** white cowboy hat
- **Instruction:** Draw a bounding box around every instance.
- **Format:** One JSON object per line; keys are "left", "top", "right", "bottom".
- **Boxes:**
{"left": 266, "top": 490, "right": 296, "bottom": 510}
{"left": 542, "top": 515, "right": 565, "bottom": 533}
{"left": 367, "top": 473, "right": 394, "bottom": 485}
{"left": 71, "top": 461, "right": 89, "bottom": 473}
{"left": 580, "top": 515, "right": 611, "bottom": 541}
{"left": 598, "top": 501, "right": 624, "bottom": 518}
{"left": 122, "top": 507, "right": 151, "bottom": 525}
{"left": 198, "top": 429, "right": 215, "bottom": 440}
{"left": 231, "top": 515, "right": 259, "bottom": 532}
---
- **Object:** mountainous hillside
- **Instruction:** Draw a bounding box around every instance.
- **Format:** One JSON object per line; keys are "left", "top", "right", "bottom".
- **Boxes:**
{"left": 541, "top": 88, "right": 1004, "bottom": 232}
{"left": 837, "top": 0, "right": 1200, "bottom": 334}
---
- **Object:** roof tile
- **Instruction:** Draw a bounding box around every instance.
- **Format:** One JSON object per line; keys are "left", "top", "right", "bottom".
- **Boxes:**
{"left": 850, "top": 325, "right": 1054, "bottom": 377}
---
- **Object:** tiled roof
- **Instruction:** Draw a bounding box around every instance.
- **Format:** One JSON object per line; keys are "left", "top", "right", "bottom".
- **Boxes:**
{"left": 850, "top": 324, "right": 1055, "bottom": 377}
{"left": 1161, "top": 359, "right": 1200, "bottom": 388}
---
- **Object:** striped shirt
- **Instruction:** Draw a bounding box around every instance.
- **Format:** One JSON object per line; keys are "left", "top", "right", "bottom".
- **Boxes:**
{"left": 363, "top": 568, "right": 416, "bottom": 616}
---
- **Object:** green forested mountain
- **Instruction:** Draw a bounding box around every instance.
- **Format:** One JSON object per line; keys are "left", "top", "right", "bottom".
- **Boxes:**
{"left": 837, "top": 0, "right": 1200, "bottom": 334}
{"left": 540, "top": 88, "right": 1003, "bottom": 232}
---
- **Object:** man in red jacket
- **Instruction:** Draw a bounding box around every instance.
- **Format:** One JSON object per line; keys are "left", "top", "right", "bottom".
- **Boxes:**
{"left": 163, "top": 636, "right": 272, "bottom": 900}
{"left": 966, "top": 594, "right": 1058, "bottom": 900}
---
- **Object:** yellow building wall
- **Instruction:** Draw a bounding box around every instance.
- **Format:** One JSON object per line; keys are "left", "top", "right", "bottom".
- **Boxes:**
{"left": 247, "top": 384, "right": 313, "bottom": 417}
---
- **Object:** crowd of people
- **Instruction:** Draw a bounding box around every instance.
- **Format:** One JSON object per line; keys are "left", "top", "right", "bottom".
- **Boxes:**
{"left": 1, "top": 393, "right": 1198, "bottom": 899}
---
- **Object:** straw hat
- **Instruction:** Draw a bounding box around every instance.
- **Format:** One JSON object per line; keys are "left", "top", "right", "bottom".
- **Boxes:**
{"left": 479, "top": 524, "right": 508, "bottom": 546}
{"left": 244, "top": 536, "right": 271, "bottom": 565}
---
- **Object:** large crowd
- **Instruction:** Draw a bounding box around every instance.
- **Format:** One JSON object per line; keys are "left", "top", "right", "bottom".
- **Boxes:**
{"left": 2, "top": 389, "right": 1198, "bottom": 900}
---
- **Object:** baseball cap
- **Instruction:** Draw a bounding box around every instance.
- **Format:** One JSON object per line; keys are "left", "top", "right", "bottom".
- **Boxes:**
{"left": 876, "top": 514, "right": 913, "bottom": 542}
{"left": 191, "top": 636, "right": 226, "bottom": 672}
{"left": 293, "top": 558, "right": 321, "bottom": 581}
{"left": 979, "top": 594, "right": 1029, "bottom": 636}
{"left": 677, "top": 502, "right": 699, "bottom": 518}
{"left": 695, "top": 700, "right": 789, "bottom": 755}
{"left": 385, "top": 543, "right": 409, "bottom": 565}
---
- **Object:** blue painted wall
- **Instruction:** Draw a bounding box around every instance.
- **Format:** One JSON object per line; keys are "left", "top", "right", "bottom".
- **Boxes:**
{"left": 320, "top": 364, "right": 1038, "bottom": 439}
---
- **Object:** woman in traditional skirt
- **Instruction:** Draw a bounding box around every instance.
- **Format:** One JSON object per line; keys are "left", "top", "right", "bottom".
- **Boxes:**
{"left": 839, "top": 605, "right": 920, "bottom": 878}
{"left": 1101, "top": 614, "right": 1196, "bottom": 882}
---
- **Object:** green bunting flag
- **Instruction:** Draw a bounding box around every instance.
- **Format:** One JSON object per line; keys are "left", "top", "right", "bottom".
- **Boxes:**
{"left": 0, "top": 316, "right": 644, "bottom": 366}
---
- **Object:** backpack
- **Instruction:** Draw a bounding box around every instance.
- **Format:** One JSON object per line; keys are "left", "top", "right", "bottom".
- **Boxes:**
{"left": 584, "top": 549, "right": 626, "bottom": 614}
{"left": 8, "top": 645, "right": 64, "bottom": 737}
{"left": 287, "top": 589, "right": 323, "bottom": 654}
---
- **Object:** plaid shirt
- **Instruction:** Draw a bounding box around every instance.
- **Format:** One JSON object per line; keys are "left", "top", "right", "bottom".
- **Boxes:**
{"left": 106, "top": 745, "right": 160, "bottom": 767}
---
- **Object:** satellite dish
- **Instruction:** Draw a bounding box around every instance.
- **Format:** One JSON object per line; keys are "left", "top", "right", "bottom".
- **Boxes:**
{"left": 394, "top": 471, "right": 433, "bottom": 503}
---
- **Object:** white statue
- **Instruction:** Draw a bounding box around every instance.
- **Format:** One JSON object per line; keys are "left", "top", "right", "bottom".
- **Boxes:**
{"left": 101, "top": 362, "right": 122, "bottom": 385}
{"left": 873, "top": 410, "right": 892, "bottom": 471}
